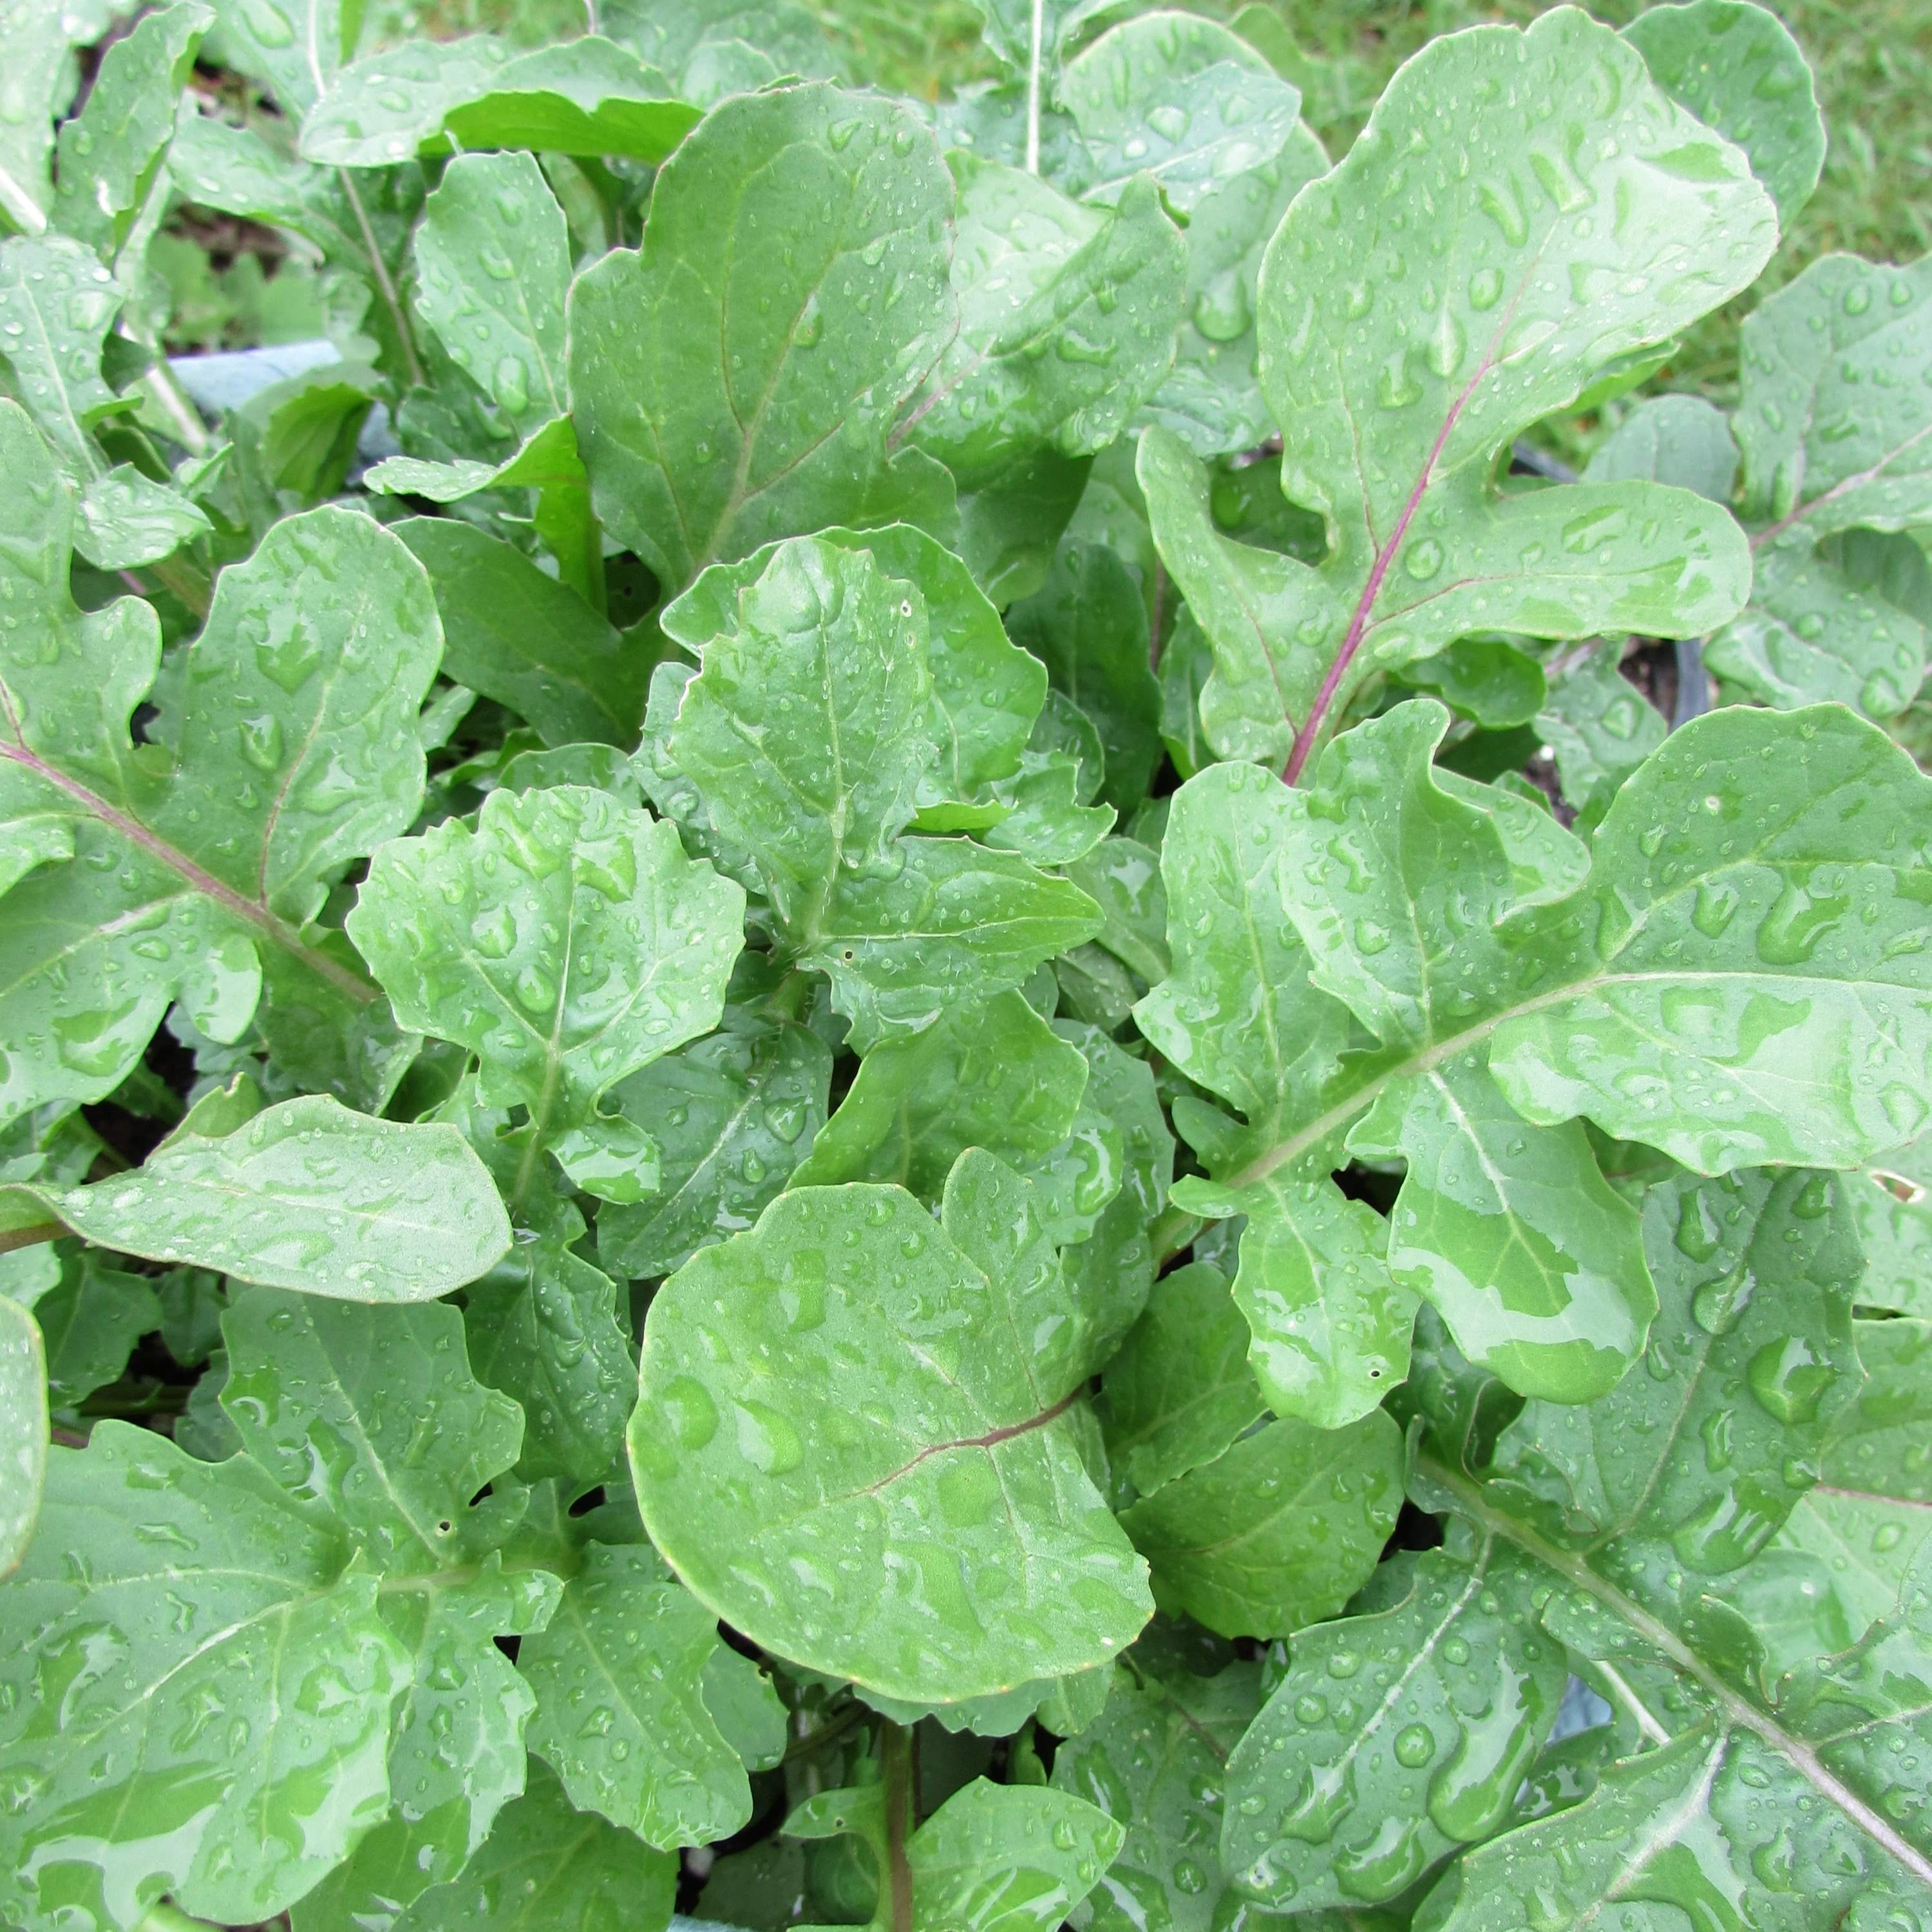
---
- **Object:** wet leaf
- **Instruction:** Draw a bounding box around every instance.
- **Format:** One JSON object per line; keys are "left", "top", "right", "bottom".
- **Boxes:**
{"left": 350, "top": 783, "right": 744, "bottom": 1197}
{"left": 0, "top": 412, "right": 441, "bottom": 1123}
{"left": 389, "top": 1760, "right": 676, "bottom": 1932}
{"left": 633, "top": 1161, "right": 1152, "bottom": 1700}
{"left": 1151, "top": 11, "right": 1773, "bottom": 769}
{"left": 3, "top": 1095, "right": 511, "bottom": 1300}
{"left": 0, "top": 1292, "right": 44, "bottom": 1573}
{"left": 1120, "top": 1411, "right": 1402, "bottom": 1639}
{"left": 412, "top": 151, "right": 569, "bottom": 437}
{"left": 598, "top": 1012, "right": 831, "bottom": 1280}
{"left": 666, "top": 536, "right": 1098, "bottom": 1046}
{"left": 1707, "top": 256, "right": 1932, "bottom": 721}
{"left": 1223, "top": 1537, "right": 1567, "bottom": 1910}
{"left": 1625, "top": 0, "right": 1826, "bottom": 225}
{"left": 569, "top": 84, "right": 955, "bottom": 592}
{"left": 520, "top": 1540, "right": 757, "bottom": 1846}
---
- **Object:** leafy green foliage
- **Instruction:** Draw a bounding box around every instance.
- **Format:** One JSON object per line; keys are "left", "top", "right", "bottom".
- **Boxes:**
{"left": 5, "top": 2, "right": 1932, "bottom": 1926}
{"left": 633, "top": 1160, "right": 1151, "bottom": 1699}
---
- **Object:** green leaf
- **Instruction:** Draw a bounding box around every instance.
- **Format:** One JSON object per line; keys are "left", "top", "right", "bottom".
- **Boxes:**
{"left": 1708, "top": 255, "right": 1932, "bottom": 721}
{"left": 569, "top": 83, "right": 955, "bottom": 592}
{"left": 632, "top": 1164, "right": 1152, "bottom": 1700}
{"left": 1395, "top": 635, "right": 1546, "bottom": 730}
{"left": 1404, "top": 1426, "right": 1932, "bottom": 1923}
{"left": 1351, "top": 1054, "right": 1654, "bottom": 1405}
{"left": 50, "top": 1, "right": 211, "bottom": 257}
{"left": 1486, "top": 1166, "right": 1862, "bottom": 1568}
{"left": 439, "top": 39, "right": 701, "bottom": 159}
{"left": 4, "top": 1095, "right": 511, "bottom": 1300}
{"left": 904, "top": 1779, "right": 1124, "bottom": 1932}
{"left": 598, "top": 1012, "right": 831, "bottom": 1280}
{"left": 413, "top": 151, "right": 569, "bottom": 438}
{"left": 1222, "top": 1537, "right": 1567, "bottom": 1909}
{"left": 74, "top": 465, "right": 213, "bottom": 571}
{"left": 1173, "top": 11, "right": 1772, "bottom": 772}
{"left": 390, "top": 1760, "right": 677, "bottom": 1932}
{"left": 1096, "top": 1261, "right": 1266, "bottom": 1501}
{"left": 0, "top": 236, "right": 126, "bottom": 477}
{"left": 348, "top": 782, "right": 744, "bottom": 1197}
{"left": 1006, "top": 542, "right": 1162, "bottom": 813}
{"left": 220, "top": 1284, "right": 531, "bottom": 1569}
{"left": 1150, "top": 700, "right": 1932, "bottom": 1412}
{"left": 907, "top": 158, "right": 1186, "bottom": 491}
{"left": 294, "top": 1563, "right": 556, "bottom": 1932}
{"left": 1624, "top": 0, "right": 1826, "bottom": 225}
{"left": 211, "top": 1278, "right": 564, "bottom": 1915}
{"left": 1132, "top": 758, "right": 1352, "bottom": 1155}
{"left": 1142, "top": 122, "right": 1331, "bottom": 460}
{"left": 0, "top": 1292, "right": 44, "bottom": 1574}
{"left": 1486, "top": 703, "right": 1932, "bottom": 1171}
{"left": 607, "top": 0, "right": 843, "bottom": 105}
{"left": 368, "top": 417, "right": 601, "bottom": 607}
{"left": 296, "top": 35, "right": 511, "bottom": 158}
{"left": 664, "top": 522, "right": 1046, "bottom": 808}
{"left": 35, "top": 1249, "right": 160, "bottom": 1406}
{"left": 1130, "top": 755, "right": 1425, "bottom": 1420}
{"left": 1135, "top": 425, "right": 1323, "bottom": 768}
{"left": 1850, "top": 1141, "right": 1932, "bottom": 1317}
{"left": 667, "top": 536, "right": 1098, "bottom": 1045}
{"left": 1119, "top": 1411, "right": 1402, "bottom": 1639}
{"left": 465, "top": 1236, "right": 634, "bottom": 1484}
{"left": 668, "top": 536, "right": 937, "bottom": 922}
{"left": 962, "top": 0, "right": 1115, "bottom": 76}
{"left": 1060, "top": 12, "right": 1303, "bottom": 213}
{"left": 1781, "top": 1315, "right": 1932, "bottom": 1623}
{"left": 793, "top": 990, "right": 1088, "bottom": 1199}
{"left": 394, "top": 518, "right": 645, "bottom": 746}
{"left": 1179, "top": 1170, "right": 1418, "bottom": 1431}
{"left": 209, "top": 0, "right": 357, "bottom": 120}
{"left": 0, "top": 419, "right": 440, "bottom": 1122}
{"left": 1533, "top": 641, "right": 1667, "bottom": 816}
{"left": 1052, "top": 1657, "right": 1269, "bottom": 1932}
{"left": 0, "top": 0, "right": 81, "bottom": 229}
{"left": 301, "top": 35, "right": 700, "bottom": 166}
{"left": 0, "top": 1423, "right": 411, "bottom": 1927}
{"left": 1064, "top": 837, "right": 1168, "bottom": 984}
{"left": 237, "top": 358, "right": 381, "bottom": 502}
{"left": 169, "top": 106, "right": 335, "bottom": 238}
{"left": 520, "top": 1540, "right": 756, "bottom": 1846}
{"left": 1583, "top": 391, "right": 1739, "bottom": 503}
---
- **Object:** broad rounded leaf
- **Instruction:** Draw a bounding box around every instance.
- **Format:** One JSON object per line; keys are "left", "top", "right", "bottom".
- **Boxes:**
{"left": 1624, "top": 0, "right": 1826, "bottom": 225}
{"left": 569, "top": 83, "right": 956, "bottom": 592}
{"left": 632, "top": 1170, "right": 1151, "bottom": 1700}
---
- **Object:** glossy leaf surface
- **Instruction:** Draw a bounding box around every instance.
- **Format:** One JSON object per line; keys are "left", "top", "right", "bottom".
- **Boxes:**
{"left": 633, "top": 1167, "right": 1151, "bottom": 1699}
{"left": 569, "top": 83, "right": 954, "bottom": 592}
{"left": 1121, "top": 1412, "right": 1402, "bottom": 1639}
{"left": 3, "top": 1095, "right": 510, "bottom": 1300}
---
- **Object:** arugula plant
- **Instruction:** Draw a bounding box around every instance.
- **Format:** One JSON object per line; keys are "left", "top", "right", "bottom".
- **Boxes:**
{"left": 3, "top": 1, "right": 1932, "bottom": 1929}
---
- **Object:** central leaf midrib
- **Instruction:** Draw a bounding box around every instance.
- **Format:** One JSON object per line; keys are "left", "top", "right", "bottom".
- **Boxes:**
{"left": 0, "top": 736, "right": 377, "bottom": 1005}
{"left": 1423, "top": 1453, "right": 1932, "bottom": 1889}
